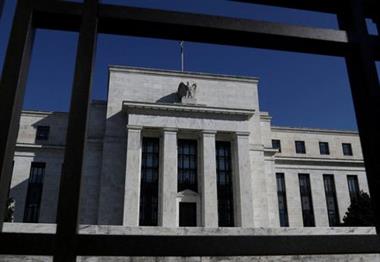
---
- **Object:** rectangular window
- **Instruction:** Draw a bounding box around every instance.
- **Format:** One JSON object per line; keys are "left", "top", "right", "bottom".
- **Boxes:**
{"left": 295, "top": 141, "right": 306, "bottom": 154}
{"left": 178, "top": 139, "right": 198, "bottom": 192}
{"left": 216, "top": 141, "right": 234, "bottom": 227}
{"left": 347, "top": 175, "right": 360, "bottom": 203}
{"left": 276, "top": 173, "right": 289, "bottom": 227}
{"left": 323, "top": 175, "right": 340, "bottom": 226}
{"left": 272, "top": 139, "right": 281, "bottom": 153}
{"left": 298, "top": 173, "right": 315, "bottom": 227}
{"left": 23, "top": 162, "right": 46, "bottom": 223}
{"left": 139, "top": 137, "right": 159, "bottom": 226}
{"left": 319, "top": 142, "right": 330, "bottom": 155}
{"left": 342, "top": 143, "right": 353, "bottom": 156}
{"left": 35, "top": 126, "right": 50, "bottom": 141}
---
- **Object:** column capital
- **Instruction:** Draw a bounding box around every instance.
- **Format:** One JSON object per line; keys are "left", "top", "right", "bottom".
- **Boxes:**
{"left": 162, "top": 127, "right": 178, "bottom": 133}
{"left": 200, "top": 130, "right": 217, "bottom": 136}
{"left": 127, "top": 125, "right": 143, "bottom": 131}
{"left": 235, "top": 131, "right": 250, "bottom": 137}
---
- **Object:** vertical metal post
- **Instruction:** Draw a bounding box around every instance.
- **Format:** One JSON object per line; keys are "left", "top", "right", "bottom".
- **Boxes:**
{"left": 0, "top": 0, "right": 34, "bottom": 231}
{"left": 0, "top": 0, "right": 4, "bottom": 21}
{"left": 53, "top": 0, "right": 98, "bottom": 261}
{"left": 338, "top": 0, "right": 380, "bottom": 233}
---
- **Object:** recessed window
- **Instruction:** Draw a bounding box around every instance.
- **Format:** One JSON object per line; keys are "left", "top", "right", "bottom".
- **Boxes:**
{"left": 323, "top": 175, "right": 340, "bottom": 226}
{"left": 276, "top": 173, "right": 289, "bottom": 227}
{"left": 178, "top": 139, "right": 198, "bottom": 192}
{"left": 272, "top": 139, "right": 281, "bottom": 153}
{"left": 24, "top": 162, "right": 46, "bottom": 223}
{"left": 347, "top": 175, "right": 360, "bottom": 203}
{"left": 299, "top": 173, "right": 315, "bottom": 227}
{"left": 319, "top": 142, "right": 330, "bottom": 155}
{"left": 139, "top": 137, "right": 159, "bottom": 226}
{"left": 35, "top": 126, "right": 50, "bottom": 141}
{"left": 216, "top": 141, "right": 234, "bottom": 227}
{"left": 342, "top": 143, "right": 353, "bottom": 156}
{"left": 295, "top": 141, "right": 306, "bottom": 154}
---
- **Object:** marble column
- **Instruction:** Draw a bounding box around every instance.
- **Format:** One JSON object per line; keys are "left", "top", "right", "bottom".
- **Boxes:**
{"left": 200, "top": 130, "right": 218, "bottom": 227}
{"left": 233, "top": 132, "right": 254, "bottom": 227}
{"left": 159, "top": 128, "right": 178, "bottom": 227}
{"left": 123, "top": 125, "right": 142, "bottom": 226}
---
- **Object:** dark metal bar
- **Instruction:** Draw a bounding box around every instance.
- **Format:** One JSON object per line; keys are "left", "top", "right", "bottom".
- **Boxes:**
{"left": 53, "top": 0, "right": 98, "bottom": 261}
{"left": 76, "top": 234, "right": 380, "bottom": 256}
{"left": 97, "top": 4, "right": 348, "bottom": 57}
{"left": 32, "top": 0, "right": 82, "bottom": 32}
{"left": 0, "top": 0, "right": 4, "bottom": 20}
{"left": 231, "top": 0, "right": 378, "bottom": 19}
{"left": 0, "top": 0, "right": 34, "bottom": 230}
{"left": 0, "top": 233, "right": 55, "bottom": 255}
{"left": 29, "top": 3, "right": 380, "bottom": 59}
{"left": 337, "top": 0, "right": 380, "bottom": 234}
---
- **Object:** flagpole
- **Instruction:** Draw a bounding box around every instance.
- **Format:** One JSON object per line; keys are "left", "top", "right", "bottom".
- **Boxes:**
{"left": 180, "top": 41, "right": 184, "bottom": 72}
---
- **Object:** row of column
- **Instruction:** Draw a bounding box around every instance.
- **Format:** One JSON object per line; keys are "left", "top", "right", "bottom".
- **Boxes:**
{"left": 123, "top": 125, "right": 254, "bottom": 228}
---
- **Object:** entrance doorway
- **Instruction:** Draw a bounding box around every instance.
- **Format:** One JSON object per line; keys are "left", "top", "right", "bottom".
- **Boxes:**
{"left": 179, "top": 202, "right": 197, "bottom": 227}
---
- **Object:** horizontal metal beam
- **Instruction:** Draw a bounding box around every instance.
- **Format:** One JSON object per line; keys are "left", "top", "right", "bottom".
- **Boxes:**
{"left": 0, "top": 233, "right": 55, "bottom": 255}
{"left": 0, "top": 233, "right": 379, "bottom": 257}
{"left": 231, "top": 0, "right": 379, "bottom": 19}
{"left": 31, "top": 2, "right": 380, "bottom": 58}
{"left": 76, "top": 234, "right": 380, "bottom": 257}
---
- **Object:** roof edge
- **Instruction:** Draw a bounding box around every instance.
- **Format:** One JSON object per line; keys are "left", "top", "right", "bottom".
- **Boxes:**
{"left": 108, "top": 65, "right": 260, "bottom": 84}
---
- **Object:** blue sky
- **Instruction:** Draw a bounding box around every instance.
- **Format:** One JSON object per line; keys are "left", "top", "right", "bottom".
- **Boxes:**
{"left": 0, "top": 0, "right": 379, "bottom": 130}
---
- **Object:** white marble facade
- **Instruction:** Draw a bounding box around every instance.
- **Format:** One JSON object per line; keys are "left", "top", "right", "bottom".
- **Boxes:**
{"left": 8, "top": 66, "right": 368, "bottom": 229}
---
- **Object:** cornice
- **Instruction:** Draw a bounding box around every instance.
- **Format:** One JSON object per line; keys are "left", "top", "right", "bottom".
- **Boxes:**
{"left": 109, "top": 65, "right": 259, "bottom": 84}
{"left": 123, "top": 100, "right": 255, "bottom": 118}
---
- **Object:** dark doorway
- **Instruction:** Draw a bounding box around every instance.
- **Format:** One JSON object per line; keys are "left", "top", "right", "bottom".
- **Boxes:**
{"left": 179, "top": 202, "right": 197, "bottom": 227}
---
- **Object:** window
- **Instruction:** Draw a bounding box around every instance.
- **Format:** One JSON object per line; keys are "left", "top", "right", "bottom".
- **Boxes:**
{"left": 178, "top": 139, "right": 198, "bottom": 192}
{"left": 23, "top": 162, "right": 46, "bottom": 223}
{"left": 323, "top": 175, "right": 340, "bottom": 226}
{"left": 216, "top": 141, "right": 234, "bottom": 227}
{"left": 319, "top": 142, "right": 330, "bottom": 155}
{"left": 35, "top": 126, "right": 50, "bottom": 141}
{"left": 295, "top": 141, "right": 306, "bottom": 154}
{"left": 299, "top": 174, "right": 315, "bottom": 227}
{"left": 272, "top": 139, "right": 281, "bottom": 153}
{"left": 347, "top": 175, "right": 360, "bottom": 203}
{"left": 139, "top": 137, "right": 159, "bottom": 226}
{"left": 342, "top": 143, "right": 353, "bottom": 156}
{"left": 276, "top": 173, "right": 289, "bottom": 227}
{"left": 179, "top": 202, "right": 197, "bottom": 227}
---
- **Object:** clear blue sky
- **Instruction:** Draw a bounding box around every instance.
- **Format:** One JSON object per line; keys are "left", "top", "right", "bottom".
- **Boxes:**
{"left": 0, "top": 0, "right": 379, "bottom": 130}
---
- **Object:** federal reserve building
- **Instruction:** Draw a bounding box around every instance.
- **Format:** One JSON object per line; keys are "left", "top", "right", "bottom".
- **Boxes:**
{"left": 3, "top": 66, "right": 376, "bottom": 261}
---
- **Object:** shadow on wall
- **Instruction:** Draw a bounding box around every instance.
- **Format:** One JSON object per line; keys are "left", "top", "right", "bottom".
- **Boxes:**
{"left": 9, "top": 113, "right": 68, "bottom": 223}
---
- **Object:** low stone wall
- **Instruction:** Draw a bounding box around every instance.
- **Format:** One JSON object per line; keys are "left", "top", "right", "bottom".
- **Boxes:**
{"left": 1, "top": 223, "right": 378, "bottom": 261}
{"left": 2, "top": 223, "right": 376, "bottom": 235}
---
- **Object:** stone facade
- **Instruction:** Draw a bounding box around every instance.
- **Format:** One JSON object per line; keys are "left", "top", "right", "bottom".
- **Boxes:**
{"left": 8, "top": 67, "right": 369, "bottom": 229}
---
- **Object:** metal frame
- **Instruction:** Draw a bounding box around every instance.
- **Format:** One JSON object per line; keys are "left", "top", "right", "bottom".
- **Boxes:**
{"left": 0, "top": 0, "right": 379, "bottom": 261}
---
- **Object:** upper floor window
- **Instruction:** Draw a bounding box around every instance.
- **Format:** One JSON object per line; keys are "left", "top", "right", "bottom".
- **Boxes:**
{"left": 319, "top": 142, "right": 330, "bottom": 155}
{"left": 347, "top": 175, "right": 360, "bottom": 203}
{"left": 276, "top": 173, "right": 289, "bottom": 227}
{"left": 36, "top": 126, "right": 50, "bottom": 141}
{"left": 139, "top": 137, "right": 159, "bottom": 226}
{"left": 216, "top": 141, "right": 234, "bottom": 227}
{"left": 295, "top": 140, "right": 306, "bottom": 154}
{"left": 272, "top": 139, "right": 281, "bottom": 153}
{"left": 323, "top": 175, "right": 340, "bottom": 226}
{"left": 178, "top": 139, "right": 198, "bottom": 192}
{"left": 342, "top": 143, "right": 353, "bottom": 156}
{"left": 24, "top": 162, "right": 46, "bottom": 223}
{"left": 299, "top": 173, "right": 315, "bottom": 227}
